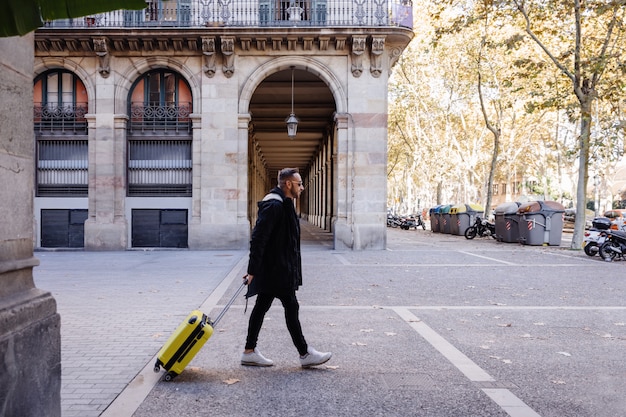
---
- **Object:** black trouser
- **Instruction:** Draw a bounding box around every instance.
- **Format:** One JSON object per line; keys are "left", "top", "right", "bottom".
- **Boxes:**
{"left": 245, "top": 291, "right": 308, "bottom": 356}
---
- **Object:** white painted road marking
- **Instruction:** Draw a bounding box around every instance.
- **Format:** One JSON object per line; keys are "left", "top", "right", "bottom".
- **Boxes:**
{"left": 394, "top": 307, "right": 542, "bottom": 417}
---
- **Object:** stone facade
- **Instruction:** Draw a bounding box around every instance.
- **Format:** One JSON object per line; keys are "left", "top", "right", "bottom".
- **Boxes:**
{"left": 33, "top": 10, "right": 413, "bottom": 251}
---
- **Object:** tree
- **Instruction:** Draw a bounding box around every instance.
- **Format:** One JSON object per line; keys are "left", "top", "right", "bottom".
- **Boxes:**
{"left": 1, "top": 0, "right": 146, "bottom": 37}
{"left": 511, "top": 0, "right": 626, "bottom": 249}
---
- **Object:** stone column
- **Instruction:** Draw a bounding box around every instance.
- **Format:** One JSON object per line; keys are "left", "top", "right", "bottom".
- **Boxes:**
{"left": 0, "top": 34, "right": 61, "bottom": 417}
{"left": 84, "top": 71, "right": 127, "bottom": 250}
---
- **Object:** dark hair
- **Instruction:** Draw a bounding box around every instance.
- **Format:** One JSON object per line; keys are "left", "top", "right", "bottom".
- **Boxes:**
{"left": 278, "top": 168, "right": 299, "bottom": 186}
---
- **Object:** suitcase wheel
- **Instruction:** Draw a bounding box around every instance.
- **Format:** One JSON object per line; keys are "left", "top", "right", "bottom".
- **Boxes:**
{"left": 164, "top": 371, "right": 177, "bottom": 382}
{"left": 153, "top": 364, "right": 160, "bottom": 373}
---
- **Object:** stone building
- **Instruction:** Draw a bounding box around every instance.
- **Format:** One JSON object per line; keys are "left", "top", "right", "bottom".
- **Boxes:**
{"left": 33, "top": 0, "right": 414, "bottom": 251}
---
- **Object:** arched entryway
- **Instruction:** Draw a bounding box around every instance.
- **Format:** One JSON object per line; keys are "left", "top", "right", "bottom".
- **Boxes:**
{"left": 246, "top": 65, "right": 338, "bottom": 232}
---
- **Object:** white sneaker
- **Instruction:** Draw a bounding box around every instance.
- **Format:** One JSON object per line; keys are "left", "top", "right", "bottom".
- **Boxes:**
{"left": 241, "top": 348, "right": 274, "bottom": 367}
{"left": 300, "top": 347, "right": 332, "bottom": 368}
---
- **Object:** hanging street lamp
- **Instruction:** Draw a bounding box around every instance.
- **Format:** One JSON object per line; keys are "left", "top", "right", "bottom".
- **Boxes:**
{"left": 286, "top": 66, "right": 298, "bottom": 139}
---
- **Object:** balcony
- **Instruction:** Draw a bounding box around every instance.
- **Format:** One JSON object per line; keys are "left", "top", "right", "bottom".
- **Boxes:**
{"left": 42, "top": 0, "right": 413, "bottom": 29}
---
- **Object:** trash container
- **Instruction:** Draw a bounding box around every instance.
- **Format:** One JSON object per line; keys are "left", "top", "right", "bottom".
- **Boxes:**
{"left": 429, "top": 206, "right": 441, "bottom": 233}
{"left": 494, "top": 202, "right": 521, "bottom": 243}
{"left": 517, "top": 201, "right": 565, "bottom": 246}
{"left": 451, "top": 203, "right": 484, "bottom": 236}
{"left": 441, "top": 204, "right": 452, "bottom": 234}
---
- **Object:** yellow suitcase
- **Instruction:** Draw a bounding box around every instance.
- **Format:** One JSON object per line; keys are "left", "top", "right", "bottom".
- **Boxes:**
{"left": 154, "top": 281, "right": 245, "bottom": 381}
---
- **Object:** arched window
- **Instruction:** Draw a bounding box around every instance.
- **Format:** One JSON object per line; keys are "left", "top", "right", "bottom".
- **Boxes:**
{"left": 34, "top": 69, "right": 88, "bottom": 134}
{"left": 33, "top": 69, "right": 88, "bottom": 197}
{"left": 127, "top": 69, "right": 193, "bottom": 197}
{"left": 128, "top": 69, "right": 192, "bottom": 134}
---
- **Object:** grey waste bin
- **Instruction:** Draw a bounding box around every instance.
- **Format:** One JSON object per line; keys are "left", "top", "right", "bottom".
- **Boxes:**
{"left": 517, "top": 201, "right": 565, "bottom": 246}
{"left": 494, "top": 202, "right": 521, "bottom": 243}
{"left": 451, "top": 203, "right": 484, "bottom": 236}
{"left": 429, "top": 206, "right": 441, "bottom": 233}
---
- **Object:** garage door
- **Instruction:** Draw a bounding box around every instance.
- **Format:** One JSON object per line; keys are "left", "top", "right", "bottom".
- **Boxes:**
{"left": 131, "top": 209, "right": 188, "bottom": 248}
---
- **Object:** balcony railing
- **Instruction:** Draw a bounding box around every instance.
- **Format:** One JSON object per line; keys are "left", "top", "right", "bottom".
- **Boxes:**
{"left": 129, "top": 102, "right": 192, "bottom": 135}
{"left": 42, "top": 0, "right": 413, "bottom": 29}
{"left": 34, "top": 103, "right": 88, "bottom": 134}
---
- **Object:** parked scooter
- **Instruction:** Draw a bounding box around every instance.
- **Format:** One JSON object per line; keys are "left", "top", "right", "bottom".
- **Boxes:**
{"left": 400, "top": 214, "right": 427, "bottom": 230}
{"left": 599, "top": 229, "right": 626, "bottom": 262}
{"left": 387, "top": 214, "right": 402, "bottom": 228}
{"left": 464, "top": 216, "right": 496, "bottom": 239}
{"left": 583, "top": 217, "right": 611, "bottom": 257}
{"left": 584, "top": 217, "right": 626, "bottom": 257}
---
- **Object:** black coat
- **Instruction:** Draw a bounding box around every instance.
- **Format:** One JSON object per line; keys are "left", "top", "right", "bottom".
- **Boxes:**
{"left": 246, "top": 187, "right": 302, "bottom": 297}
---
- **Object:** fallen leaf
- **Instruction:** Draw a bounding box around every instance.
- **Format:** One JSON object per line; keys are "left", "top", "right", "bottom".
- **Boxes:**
{"left": 533, "top": 322, "right": 545, "bottom": 326}
{"left": 480, "top": 345, "right": 490, "bottom": 350}
{"left": 557, "top": 352, "right": 571, "bottom": 357}
{"left": 351, "top": 342, "right": 367, "bottom": 346}
{"left": 551, "top": 379, "right": 566, "bottom": 385}
{"left": 384, "top": 332, "right": 397, "bottom": 336}
{"left": 360, "top": 329, "right": 374, "bottom": 333}
{"left": 502, "top": 359, "right": 512, "bottom": 364}
{"left": 520, "top": 334, "right": 532, "bottom": 338}
{"left": 601, "top": 334, "right": 613, "bottom": 338}
{"left": 152, "top": 333, "right": 163, "bottom": 339}
{"left": 614, "top": 322, "right": 625, "bottom": 326}
{"left": 223, "top": 378, "right": 240, "bottom": 385}
{"left": 497, "top": 323, "right": 512, "bottom": 327}
{"left": 325, "top": 365, "right": 339, "bottom": 370}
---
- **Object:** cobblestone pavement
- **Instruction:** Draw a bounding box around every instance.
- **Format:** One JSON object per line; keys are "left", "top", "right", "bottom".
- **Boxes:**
{"left": 34, "top": 224, "right": 626, "bottom": 417}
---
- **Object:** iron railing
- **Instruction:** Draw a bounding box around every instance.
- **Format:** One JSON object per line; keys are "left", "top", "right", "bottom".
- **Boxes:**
{"left": 34, "top": 103, "right": 88, "bottom": 134}
{"left": 42, "top": 0, "right": 413, "bottom": 29}
{"left": 129, "top": 102, "right": 192, "bottom": 134}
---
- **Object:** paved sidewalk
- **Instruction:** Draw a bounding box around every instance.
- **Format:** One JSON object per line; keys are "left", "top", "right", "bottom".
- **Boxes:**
{"left": 34, "top": 224, "right": 625, "bottom": 417}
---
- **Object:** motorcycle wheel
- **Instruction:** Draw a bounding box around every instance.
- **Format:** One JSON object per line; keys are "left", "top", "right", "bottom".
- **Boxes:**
{"left": 583, "top": 242, "right": 598, "bottom": 257}
{"left": 464, "top": 227, "right": 477, "bottom": 240}
{"left": 599, "top": 241, "right": 618, "bottom": 262}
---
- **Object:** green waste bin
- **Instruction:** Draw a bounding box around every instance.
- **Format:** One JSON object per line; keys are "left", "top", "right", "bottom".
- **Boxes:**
{"left": 494, "top": 202, "right": 521, "bottom": 243}
{"left": 450, "top": 203, "right": 484, "bottom": 236}
{"left": 517, "top": 201, "right": 565, "bottom": 246}
{"left": 440, "top": 204, "right": 452, "bottom": 234}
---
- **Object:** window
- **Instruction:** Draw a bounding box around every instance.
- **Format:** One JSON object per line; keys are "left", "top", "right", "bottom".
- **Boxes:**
{"left": 128, "top": 70, "right": 192, "bottom": 134}
{"left": 127, "top": 138, "right": 192, "bottom": 196}
{"left": 34, "top": 69, "right": 88, "bottom": 134}
{"left": 259, "top": 0, "right": 327, "bottom": 26}
{"left": 36, "top": 139, "right": 88, "bottom": 196}
{"left": 127, "top": 69, "right": 193, "bottom": 197}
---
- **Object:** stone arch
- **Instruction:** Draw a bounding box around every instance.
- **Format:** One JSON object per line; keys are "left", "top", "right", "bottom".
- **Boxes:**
{"left": 239, "top": 56, "right": 346, "bottom": 115}
{"left": 34, "top": 58, "right": 96, "bottom": 110}
{"left": 114, "top": 57, "right": 201, "bottom": 115}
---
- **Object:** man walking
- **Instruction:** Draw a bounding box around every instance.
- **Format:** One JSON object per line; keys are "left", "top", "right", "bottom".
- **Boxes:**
{"left": 242, "top": 168, "right": 332, "bottom": 368}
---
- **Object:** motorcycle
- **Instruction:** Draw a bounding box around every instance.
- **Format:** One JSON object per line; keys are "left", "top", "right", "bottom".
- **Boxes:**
{"left": 464, "top": 216, "right": 496, "bottom": 239}
{"left": 400, "top": 214, "right": 426, "bottom": 230}
{"left": 387, "top": 214, "right": 402, "bottom": 228}
{"left": 583, "top": 217, "right": 610, "bottom": 256}
{"left": 598, "top": 229, "right": 626, "bottom": 262}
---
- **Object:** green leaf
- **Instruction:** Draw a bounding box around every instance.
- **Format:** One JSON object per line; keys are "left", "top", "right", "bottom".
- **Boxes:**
{"left": 0, "top": 0, "right": 147, "bottom": 37}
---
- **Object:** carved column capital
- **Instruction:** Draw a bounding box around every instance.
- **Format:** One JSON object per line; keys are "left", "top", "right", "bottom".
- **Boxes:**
{"left": 202, "top": 36, "right": 216, "bottom": 78}
{"left": 351, "top": 35, "right": 367, "bottom": 77}
{"left": 221, "top": 36, "right": 235, "bottom": 78}
{"left": 92, "top": 37, "right": 110, "bottom": 78}
{"left": 370, "top": 36, "right": 385, "bottom": 78}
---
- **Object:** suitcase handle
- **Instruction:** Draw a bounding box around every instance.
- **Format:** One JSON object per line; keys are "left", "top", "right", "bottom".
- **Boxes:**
{"left": 210, "top": 280, "right": 247, "bottom": 326}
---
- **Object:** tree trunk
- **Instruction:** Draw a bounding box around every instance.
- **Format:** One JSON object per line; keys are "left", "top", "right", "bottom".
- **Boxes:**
{"left": 571, "top": 98, "right": 592, "bottom": 249}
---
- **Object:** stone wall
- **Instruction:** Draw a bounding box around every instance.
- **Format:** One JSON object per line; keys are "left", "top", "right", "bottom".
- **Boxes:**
{"left": 0, "top": 34, "right": 61, "bottom": 416}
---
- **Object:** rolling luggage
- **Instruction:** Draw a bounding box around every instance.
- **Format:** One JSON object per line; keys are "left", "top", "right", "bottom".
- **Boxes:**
{"left": 153, "top": 281, "right": 246, "bottom": 381}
